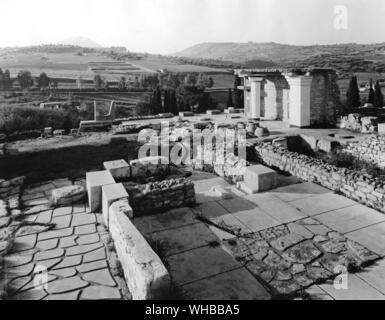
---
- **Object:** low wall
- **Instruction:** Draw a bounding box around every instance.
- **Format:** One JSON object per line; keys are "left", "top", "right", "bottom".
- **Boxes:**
{"left": 108, "top": 199, "right": 171, "bottom": 300}
{"left": 254, "top": 142, "right": 385, "bottom": 213}
{"left": 123, "top": 178, "right": 195, "bottom": 215}
{"left": 342, "top": 135, "right": 385, "bottom": 169}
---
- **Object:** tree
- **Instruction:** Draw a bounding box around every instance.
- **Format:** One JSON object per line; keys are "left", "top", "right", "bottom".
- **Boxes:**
{"left": 37, "top": 72, "right": 50, "bottom": 90}
{"left": 163, "top": 90, "right": 170, "bottom": 113}
{"left": 345, "top": 75, "right": 360, "bottom": 112}
{"left": 207, "top": 76, "right": 214, "bottom": 88}
{"left": 118, "top": 76, "right": 127, "bottom": 91}
{"left": 368, "top": 79, "right": 375, "bottom": 104}
{"left": 17, "top": 70, "right": 34, "bottom": 90}
{"left": 233, "top": 75, "right": 243, "bottom": 109}
{"left": 373, "top": 80, "right": 384, "bottom": 108}
{"left": 94, "top": 74, "right": 103, "bottom": 91}
{"left": 3, "top": 69, "right": 12, "bottom": 89}
{"left": 184, "top": 74, "right": 197, "bottom": 87}
{"left": 0, "top": 69, "right": 4, "bottom": 90}
{"left": 149, "top": 86, "right": 163, "bottom": 114}
{"left": 226, "top": 89, "right": 233, "bottom": 108}
{"left": 169, "top": 90, "right": 178, "bottom": 114}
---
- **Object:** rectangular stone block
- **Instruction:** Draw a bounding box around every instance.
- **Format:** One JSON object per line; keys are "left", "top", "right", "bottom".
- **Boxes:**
{"left": 179, "top": 111, "right": 194, "bottom": 117}
{"left": 206, "top": 109, "right": 221, "bottom": 115}
{"left": 109, "top": 204, "right": 170, "bottom": 299}
{"left": 129, "top": 156, "right": 169, "bottom": 179}
{"left": 102, "top": 183, "right": 129, "bottom": 227}
{"left": 243, "top": 165, "right": 277, "bottom": 193}
{"left": 103, "top": 159, "right": 130, "bottom": 180}
{"left": 86, "top": 170, "right": 115, "bottom": 212}
{"left": 378, "top": 123, "right": 385, "bottom": 135}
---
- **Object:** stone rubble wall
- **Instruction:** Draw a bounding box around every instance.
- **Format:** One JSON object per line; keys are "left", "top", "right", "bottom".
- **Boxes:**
{"left": 123, "top": 178, "right": 195, "bottom": 215}
{"left": 108, "top": 199, "right": 171, "bottom": 300}
{"left": 254, "top": 142, "right": 385, "bottom": 213}
{"left": 342, "top": 135, "right": 385, "bottom": 169}
{"left": 193, "top": 143, "right": 246, "bottom": 184}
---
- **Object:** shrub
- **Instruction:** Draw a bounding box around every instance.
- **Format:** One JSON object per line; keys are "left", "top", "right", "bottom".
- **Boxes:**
{"left": 0, "top": 105, "right": 80, "bottom": 134}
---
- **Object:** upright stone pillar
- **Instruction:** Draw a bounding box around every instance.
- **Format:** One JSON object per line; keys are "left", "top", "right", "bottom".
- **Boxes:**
{"left": 285, "top": 75, "right": 313, "bottom": 127}
{"left": 248, "top": 77, "right": 263, "bottom": 119}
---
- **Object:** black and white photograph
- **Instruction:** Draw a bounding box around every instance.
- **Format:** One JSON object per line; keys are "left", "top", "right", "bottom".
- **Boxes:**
{"left": 1, "top": 0, "right": 385, "bottom": 305}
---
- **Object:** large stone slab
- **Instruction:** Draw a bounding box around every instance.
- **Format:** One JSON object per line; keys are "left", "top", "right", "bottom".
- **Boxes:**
{"left": 102, "top": 183, "right": 129, "bottom": 227}
{"left": 109, "top": 203, "right": 170, "bottom": 299}
{"left": 86, "top": 170, "right": 115, "bottom": 212}
{"left": 346, "top": 222, "right": 385, "bottom": 255}
{"left": 242, "top": 165, "right": 277, "bottom": 193}
{"left": 103, "top": 159, "right": 130, "bottom": 180}
{"left": 52, "top": 185, "right": 86, "bottom": 206}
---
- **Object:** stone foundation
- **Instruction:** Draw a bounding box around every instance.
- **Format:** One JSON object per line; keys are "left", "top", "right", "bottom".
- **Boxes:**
{"left": 254, "top": 142, "right": 385, "bottom": 213}
{"left": 123, "top": 178, "right": 195, "bottom": 216}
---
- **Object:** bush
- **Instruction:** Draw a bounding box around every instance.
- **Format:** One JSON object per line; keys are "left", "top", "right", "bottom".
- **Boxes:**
{"left": 0, "top": 105, "right": 80, "bottom": 134}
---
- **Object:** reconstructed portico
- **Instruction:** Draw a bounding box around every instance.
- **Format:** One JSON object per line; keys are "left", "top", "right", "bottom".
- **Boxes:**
{"left": 235, "top": 68, "right": 341, "bottom": 127}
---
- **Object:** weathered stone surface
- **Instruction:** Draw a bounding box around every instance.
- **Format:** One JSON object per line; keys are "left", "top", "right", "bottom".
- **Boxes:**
{"left": 71, "top": 213, "right": 96, "bottom": 227}
{"left": 76, "top": 260, "right": 108, "bottom": 273}
{"left": 50, "top": 268, "right": 77, "bottom": 278}
{"left": 52, "top": 185, "right": 86, "bottom": 206}
{"left": 75, "top": 224, "right": 96, "bottom": 235}
{"left": 66, "top": 242, "right": 103, "bottom": 256}
{"left": 37, "top": 239, "right": 59, "bottom": 251}
{"left": 53, "top": 206, "right": 72, "bottom": 217}
{"left": 44, "top": 290, "right": 80, "bottom": 300}
{"left": 321, "top": 240, "right": 346, "bottom": 254}
{"left": 81, "top": 285, "right": 122, "bottom": 300}
{"left": 109, "top": 205, "right": 170, "bottom": 299}
{"left": 76, "top": 233, "right": 99, "bottom": 245}
{"left": 47, "top": 276, "right": 88, "bottom": 294}
{"left": 53, "top": 255, "right": 82, "bottom": 270}
{"left": 282, "top": 242, "right": 322, "bottom": 264}
{"left": 35, "top": 248, "right": 65, "bottom": 261}
{"left": 83, "top": 247, "right": 106, "bottom": 263}
{"left": 270, "top": 233, "right": 304, "bottom": 251}
{"left": 82, "top": 269, "right": 116, "bottom": 287}
{"left": 292, "top": 264, "right": 306, "bottom": 274}
{"left": 263, "top": 250, "right": 291, "bottom": 270}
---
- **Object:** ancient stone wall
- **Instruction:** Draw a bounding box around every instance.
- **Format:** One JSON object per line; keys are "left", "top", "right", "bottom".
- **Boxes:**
{"left": 310, "top": 70, "right": 342, "bottom": 126}
{"left": 123, "top": 178, "right": 195, "bottom": 215}
{"left": 342, "top": 135, "right": 385, "bottom": 169}
{"left": 254, "top": 142, "right": 385, "bottom": 213}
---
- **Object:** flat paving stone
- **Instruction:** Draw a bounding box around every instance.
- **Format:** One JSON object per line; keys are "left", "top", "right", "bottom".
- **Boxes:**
{"left": 53, "top": 206, "right": 72, "bottom": 217}
{"left": 289, "top": 193, "right": 357, "bottom": 216}
{"left": 76, "top": 260, "right": 108, "bottom": 273}
{"left": 35, "top": 248, "right": 65, "bottom": 261}
{"left": 210, "top": 213, "right": 252, "bottom": 235}
{"left": 77, "top": 233, "right": 100, "bottom": 245}
{"left": 37, "top": 238, "right": 59, "bottom": 251}
{"left": 217, "top": 197, "right": 255, "bottom": 213}
{"left": 268, "top": 182, "right": 331, "bottom": 202}
{"left": 75, "top": 224, "right": 97, "bottom": 235}
{"left": 166, "top": 246, "right": 241, "bottom": 286}
{"left": 318, "top": 274, "right": 385, "bottom": 300}
{"left": 306, "top": 285, "right": 334, "bottom": 300}
{"left": 23, "top": 198, "right": 49, "bottom": 207}
{"left": 44, "top": 290, "right": 80, "bottom": 300}
{"left": 316, "top": 204, "right": 385, "bottom": 234}
{"left": 83, "top": 247, "right": 106, "bottom": 263}
{"left": 355, "top": 258, "right": 385, "bottom": 295}
{"left": 53, "top": 255, "right": 82, "bottom": 270}
{"left": 346, "top": 222, "right": 385, "bottom": 256}
{"left": 35, "top": 210, "right": 53, "bottom": 224}
{"left": 81, "top": 285, "right": 121, "bottom": 300}
{"left": 34, "top": 258, "right": 61, "bottom": 271}
{"left": 82, "top": 268, "right": 116, "bottom": 286}
{"left": 5, "top": 253, "right": 34, "bottom": 267}
{"left": 6, "top": 263, "right": 35, "bottom": 278}
{"left": 244, "top": 194, "right": 306, "bottom": 224}
{"left": 7, "top": 276, "right": 31, "bottom": 294}
{"left": 12, "top": 288, "right": 47, "bottom": 300}
{"left": 148, "top": 223, "right": 218, "bottom": 256}
{"left": 66, "top": 242, "right": 104, "bottom": 256}
{"left": 232, "top": 208, "right": 280, "bottom": 232}
{"left": 193, "top": 201, "right": 229, "bottom": 219}
{"left": 52, "top": 215, "right": 72, "bottom": 229}
{"left": 38, "top": 227, "right": 73, "bottom": 241}
{"left": 50, "top": 268, "right": 77, "bottom": 278}
{"left": 134, "top": 207, "right": 197, "bottom": 234}
{"left": 182, "top": 267, "right": 271, "bottom": 300}
{"left": 11, "top": 234, "right": 37, "bottom": 252}
{"left": 47, "top": 276, "right": 89, "bottom": 294}
{"left": 71, "top": 213, "right": 96, "bottom": 227}
{"left": 58, "top": 235, "right": 77, "bottom": 248}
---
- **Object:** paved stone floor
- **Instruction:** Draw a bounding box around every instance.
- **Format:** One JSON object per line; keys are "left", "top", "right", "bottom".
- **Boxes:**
{"left": 2, "top": 178, "right": 130, "bottom": 300}
{"left": 134, "top": 172, "right": 385, "bottom": 300}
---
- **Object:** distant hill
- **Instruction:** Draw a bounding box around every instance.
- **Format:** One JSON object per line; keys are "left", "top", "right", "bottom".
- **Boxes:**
{"left": 58, "top": 36, "right": 102, "bottom": 48}
{"left": 174, "top": 41, "right": 385, "bottom": 64}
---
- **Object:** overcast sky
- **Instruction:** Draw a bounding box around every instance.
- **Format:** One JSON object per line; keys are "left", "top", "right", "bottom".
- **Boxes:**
{"left": 0, "top": 0, "right": 384, "bottom": 54}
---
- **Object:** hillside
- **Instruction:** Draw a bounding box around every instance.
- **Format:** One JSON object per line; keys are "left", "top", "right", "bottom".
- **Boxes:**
{"left": 58, "top": 36, "right": 102, "bottom": 48}
{"left": 175, "top": 41, "right": 385, "bottom": 62}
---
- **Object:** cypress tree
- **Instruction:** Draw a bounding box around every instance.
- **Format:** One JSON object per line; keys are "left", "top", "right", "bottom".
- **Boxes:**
{"left": 374, "top": 80, "right": 384, "bottom": 109}
{"left": 226, "top": 88, "right": 233, "bottom": 108}
{"left": 346, "top": 75, "right": 360, "bottom": 112}
{"left": 368, "top": 79, "right": 375, "bottom": 104}
{"left": 163, "top": 90, "right": 170, "bottom": 113}
{"left": 234, "top": 75, "right": 243, "bottom": 109}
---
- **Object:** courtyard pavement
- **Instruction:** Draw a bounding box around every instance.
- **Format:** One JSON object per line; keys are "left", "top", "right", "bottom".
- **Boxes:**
{"left": 3, "top": 178, "right": 130, "bottom": 300}
{"left": 134, "top": 172, "right": 385, "bottom": 300}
